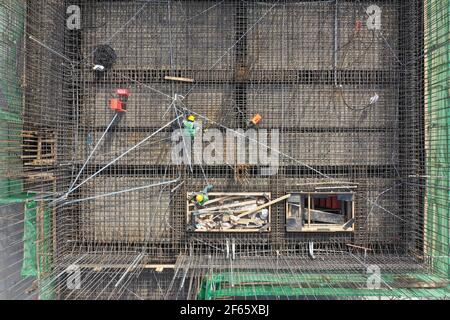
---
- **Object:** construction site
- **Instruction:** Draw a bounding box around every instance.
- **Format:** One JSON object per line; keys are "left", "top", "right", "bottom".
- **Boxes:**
{"left": 0, "top": 0, "right": 448, "bottom": 300}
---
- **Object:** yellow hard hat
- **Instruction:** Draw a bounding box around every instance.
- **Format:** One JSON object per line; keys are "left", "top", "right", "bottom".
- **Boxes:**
{"left": 187, "top": 115, "right": 195, "bottom": 122}
{"left": 195, "top": 194, "right": 204, "bottom": 203}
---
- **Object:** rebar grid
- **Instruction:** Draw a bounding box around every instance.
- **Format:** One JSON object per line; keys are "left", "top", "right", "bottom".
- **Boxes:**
{"left": 0, "top": 0, "right": 448, "bottom": 300}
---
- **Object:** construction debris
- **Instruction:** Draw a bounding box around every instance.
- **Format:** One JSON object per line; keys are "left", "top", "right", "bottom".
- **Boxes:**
{"left": 187, "top": 193, "right": 272, "bottom": 232}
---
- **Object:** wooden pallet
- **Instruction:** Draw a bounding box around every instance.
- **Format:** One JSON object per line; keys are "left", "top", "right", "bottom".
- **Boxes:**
{"left": 21, "top": 131, "right": 56, "bottom": 166}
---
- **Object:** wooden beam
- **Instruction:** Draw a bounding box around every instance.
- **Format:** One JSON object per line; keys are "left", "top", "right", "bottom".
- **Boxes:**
{"left": 233, "top": 218, "right": 262, "bottom": 226}
{"left": 301, "top": 225, "right": 354, "bottom": 232}
{"left": 238, "top": 194, "right": 291, "bottom": 218}
{"left": 207, "top": 192, "right": 267, "bottom": 197}
{"left": 78, "top": 264, "right": 176, "bottom": 270}
{"left": 308, "top": 195, "right": 311, "bottom": 227}
{"left": 346, "top": 244, "right": 373, "bottom": 251}
{"left": 195, "top": 200, "right": 257, "bottom": 214}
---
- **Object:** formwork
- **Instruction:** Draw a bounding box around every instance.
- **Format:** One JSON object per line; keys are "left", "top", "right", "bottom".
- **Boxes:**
{"left": 0, "top": 0, "right": 448, "bottom": 300}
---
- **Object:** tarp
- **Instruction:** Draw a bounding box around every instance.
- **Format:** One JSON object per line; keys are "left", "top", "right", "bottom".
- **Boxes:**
{"left": 0, "top": 0, "right": 25, "bottom": 198}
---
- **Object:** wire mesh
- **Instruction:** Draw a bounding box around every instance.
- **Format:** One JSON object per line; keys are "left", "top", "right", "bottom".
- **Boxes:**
{"left": 0, "top": 0, "right": 448, "bottom": 300}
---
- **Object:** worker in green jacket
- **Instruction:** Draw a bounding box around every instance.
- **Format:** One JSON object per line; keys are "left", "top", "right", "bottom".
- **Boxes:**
{"left": 182, "top": 115, "right": 199, "bottom": 139}
{"left": 194, "top": 184, "right": 214, "bottom": 206}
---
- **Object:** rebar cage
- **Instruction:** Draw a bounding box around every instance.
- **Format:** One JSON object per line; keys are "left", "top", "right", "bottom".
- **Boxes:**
{"left": 0, "top": 0, "right": 448, "bottom": 300}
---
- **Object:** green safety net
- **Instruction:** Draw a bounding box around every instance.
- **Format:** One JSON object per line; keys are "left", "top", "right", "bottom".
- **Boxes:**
{"left": 0, "top": 1, "right": 55, "bottom": 299}
{"left": 21, "top": 199, "right": 53, "bottom": 274}
{"left": 0, "top": 0, "right": 25, "bottom": 197}
{"left": 2, "top": 194, "right": 54, "bottom": 295}
{"left": 21, "top": 198, "right": 54, "bottom": 299}
{"left": 21, "top": 200, "right": 37, "bottom": 277}
{"left": 425, "top": 0, "right": 450, "bottom": 279}
{"left": 198, "top": 272, "right": 449, "bottom": 300}
{"left": 39, "top": 277, "right": 56, "bottom": 301}
{"left": 39, "top": 202, "right": 53, "bottom": 276}
{"left": 38, "top": 200, "right": 54, "bottom": 300}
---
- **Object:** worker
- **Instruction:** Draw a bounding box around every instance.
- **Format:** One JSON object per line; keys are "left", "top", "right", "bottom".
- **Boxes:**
{"left": 182, "top": 115, "right": 199, "bottom": 139}
{"left": 193, "top": 184, "right": 214, "bottom": 207}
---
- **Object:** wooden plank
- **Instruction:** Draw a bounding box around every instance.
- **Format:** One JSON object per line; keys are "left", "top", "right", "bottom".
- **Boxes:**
{"left": 237, "top": 194, "right": 291, "bottom": 218}
{"left": 302, "top": 225, "right": 354, "bottom": 232}
{"left": 346, "top": 244, "right": 373, "bottom": 251}
{"left": 194, "top": 228, "right": 269, "bottom": 233}
{"left": 207, "top": 192, "right": 267, "bottom": 197}
{"left": 309, "top": 209, "right": 345, "bottom": 224}
{"left": 293, "top": 191, "right": 354, "bottom": 196}
{"left": 233, "top": 218, "right": 263, "bottom": 226}
{"left": 195, "top": 200, "right": 257, "bottom": 214}
{"left": 308, "top": 195, "right": 311, "bottom": 227}
{"left": 423, "top": 0, "right": 429, "bottom": 258}
{"left": 164, "top": 75, "right": 195, "bottom": 83}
